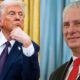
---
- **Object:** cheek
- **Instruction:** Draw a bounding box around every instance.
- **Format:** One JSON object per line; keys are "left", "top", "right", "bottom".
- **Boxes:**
{"left": 0, "top": 20, "right": 3, "bottom": 27}
{"left": 22, "top": 21, "right": 24, "bottom": 25}
{"left": 77, "top": 29, "right": 80, "bottom": 33}
{"left": 20, "top": 19, "right": 24, "bottom": 29}
{"left": 21, "top": 19, "right": 24, "bottom": 26}
{"left": 3, "top": 20, "right": 11, "bottom": 28}
{"left": 21, "top": 19, "right": 24, "bottom": 23}
{"left": 3, "top": 17, "right": 11, "bottom": 24}
{"left": 63, "top": 30, "right": 67, "bottom": 37}
{"left": 63, "top": 28, "right": 67, "bottom": 33}
{"left": 3, "top": 19, "right": 7, "bottom": 26}
{"left": 63, "top": 31, "right": 68, "bottom": 42}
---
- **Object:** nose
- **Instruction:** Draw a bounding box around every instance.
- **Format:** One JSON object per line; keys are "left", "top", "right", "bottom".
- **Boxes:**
{"left": 15, "top": 14, "right": 20, "bottom": 21}
{"left": 68, "top": 24, "right": 75, "bottom": 35}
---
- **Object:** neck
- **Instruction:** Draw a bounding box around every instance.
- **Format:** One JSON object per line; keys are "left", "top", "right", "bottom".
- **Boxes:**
{"left": 72, "top": 48, "right": 80, "bottom": 57}
{"left": 2, "top": 29, "right": 11, "bottom": 41}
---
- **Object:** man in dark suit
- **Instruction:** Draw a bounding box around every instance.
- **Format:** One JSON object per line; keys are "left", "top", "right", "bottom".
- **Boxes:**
{"left": 0, "top": 0, "right": 40, "bottom": 80}
{"left": 49, "top": 1, "right": 80, "bottom": 80}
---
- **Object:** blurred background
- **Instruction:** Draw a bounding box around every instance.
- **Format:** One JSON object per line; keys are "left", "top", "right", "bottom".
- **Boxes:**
{"left": 40, "top": 0, "right": 79, "bottom": 80}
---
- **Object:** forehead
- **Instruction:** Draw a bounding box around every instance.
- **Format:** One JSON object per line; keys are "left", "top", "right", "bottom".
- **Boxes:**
{"left": 4, "top": 4, "right": 23, "bottom": 13}
{"left": 64, "top": 8, "right": 80, "bottom": 22}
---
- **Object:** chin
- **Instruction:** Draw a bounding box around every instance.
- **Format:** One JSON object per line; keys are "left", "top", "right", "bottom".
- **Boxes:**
{"left": 68, "top": 44, "right": 80, "bottom": 49}
{"left": 69, "top": 46, "right": 77, "bottom": 49}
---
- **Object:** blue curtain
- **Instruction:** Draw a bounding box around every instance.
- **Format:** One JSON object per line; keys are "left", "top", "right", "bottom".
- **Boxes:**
{"left": 40, "top": 0, "right": 79, "bottom": 80}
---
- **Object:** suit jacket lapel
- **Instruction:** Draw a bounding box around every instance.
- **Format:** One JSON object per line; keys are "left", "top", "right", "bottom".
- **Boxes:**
{"left": 60, "top": 58, "right": 73, "bottom": 80}
{"left": 0, "top": 41, "right": 22, "bottom": 80}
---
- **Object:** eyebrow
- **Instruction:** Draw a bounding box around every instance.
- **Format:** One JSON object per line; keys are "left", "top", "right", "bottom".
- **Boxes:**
{"left": 8, "top": 9, "right": 23, "bottom": 12}
{"left": 73, "top": 20, "right": 80, "bottom": 23}
{"left": 63, "top": 19, "right": 80, "bottom": 23}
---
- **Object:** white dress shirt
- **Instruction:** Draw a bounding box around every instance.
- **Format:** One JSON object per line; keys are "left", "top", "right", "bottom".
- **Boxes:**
{"left": 0, "top": 31, "right": 34, "bottom": 57}
{"left": 65, "top": 56, "right": 80, "bottom": 80}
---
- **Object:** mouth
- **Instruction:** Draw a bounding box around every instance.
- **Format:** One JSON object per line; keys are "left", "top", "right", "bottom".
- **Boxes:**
{"left": 13, "top": 23, "right": 22, "bottom": 28}
{"left": 15, "top": 23, "right": 21, "bottom": 26}
{"left": 68, "top": 37, "right": 80, "bottom": 41}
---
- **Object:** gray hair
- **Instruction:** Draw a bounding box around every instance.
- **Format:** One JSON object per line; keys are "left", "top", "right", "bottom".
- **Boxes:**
{"left": 0, "top": 0, "right": 26, "bottom": 16}
{"left": 63, "top": 1, "right": 80, "bottom": 19}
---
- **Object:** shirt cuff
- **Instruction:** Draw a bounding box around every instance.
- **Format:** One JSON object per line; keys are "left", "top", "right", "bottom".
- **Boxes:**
{"left": 22, "top": 44, "right": 34, "bottom": 57}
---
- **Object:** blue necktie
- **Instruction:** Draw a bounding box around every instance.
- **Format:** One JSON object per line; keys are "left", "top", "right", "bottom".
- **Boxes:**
{"left": 0, "top": 41, "right": 11, "bottom": 75}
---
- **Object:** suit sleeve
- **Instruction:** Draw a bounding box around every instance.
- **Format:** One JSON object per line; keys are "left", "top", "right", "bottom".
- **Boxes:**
{"left": 22, "top": 41, "right": 40, "bottom": 80}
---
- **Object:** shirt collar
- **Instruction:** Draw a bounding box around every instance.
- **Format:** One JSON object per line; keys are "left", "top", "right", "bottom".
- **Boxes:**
{"left": 69, "top": 54, "right": 78, "bottom": 67}
{"left": 72, "top": 55, "right": 79, "bottom": 61}
{"left": 0, "top": 31, "right": 15, "bottom": 47}
{"left": 0, "top": 31, "right": 7, "bottom": 46}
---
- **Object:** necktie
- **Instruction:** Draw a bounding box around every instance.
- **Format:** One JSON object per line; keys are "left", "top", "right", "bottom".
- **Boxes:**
{"left": 0, "top": 41, "right": 11, "bottom": 75}
{"left": 68, "top": 58, "right": 80, "bottom": 80}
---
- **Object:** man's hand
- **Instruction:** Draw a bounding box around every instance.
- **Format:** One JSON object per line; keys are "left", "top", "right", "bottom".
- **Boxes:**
{"left": 10, "top": 27, "right": 32, "bottom": 48}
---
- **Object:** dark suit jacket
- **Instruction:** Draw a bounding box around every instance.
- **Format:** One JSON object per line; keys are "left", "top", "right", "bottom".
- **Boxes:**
{"left": 0, "top": 41, "right": 40, "bottom": 80}
{"left": 49, "top": 58, "right": 73, "bottom": 80}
